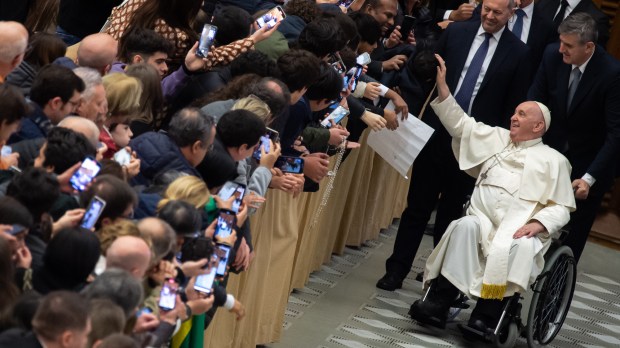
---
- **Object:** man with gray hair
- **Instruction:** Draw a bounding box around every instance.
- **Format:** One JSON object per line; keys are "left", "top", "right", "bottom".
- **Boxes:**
{"left": 0, "top": 21, "right": 28, "bottom": 81}
{"left": 528, "top": 12, "right": 620, "bottom": 263}
{"left": 73, "top": 67, "right": 108, "bottom": 125}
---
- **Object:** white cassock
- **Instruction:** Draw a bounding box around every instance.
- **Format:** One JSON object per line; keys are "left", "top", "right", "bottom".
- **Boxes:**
{"left": 423, "top": 95, "right": 576, "bottom": 300}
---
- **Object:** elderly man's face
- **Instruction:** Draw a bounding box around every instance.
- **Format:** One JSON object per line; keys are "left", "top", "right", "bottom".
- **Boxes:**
{"left": 559, "top": 33, "right": 594, "bottom": 66}
{"left": 509, "top": 102, "right": 545, "bottom": 142}
{"left": 481, "top": 0, "right": 515, "bottom": 34}
{"left": 76, "top": 84, "right": 107, "bottom": 123}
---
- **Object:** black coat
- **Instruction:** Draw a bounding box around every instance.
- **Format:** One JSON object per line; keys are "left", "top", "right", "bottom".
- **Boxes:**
{"left": 536, "top": 0, "right": 610, "bottom": 47}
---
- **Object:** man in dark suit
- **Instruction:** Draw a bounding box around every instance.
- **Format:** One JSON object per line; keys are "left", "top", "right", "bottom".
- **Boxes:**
{"left": 528, "top": 12, "right": 620, "bottom": 263}
{"left": 536, "top": 0, "right": 610, "bottom": 47}
{"left": 377, "top": 0, "right": 531, "bottom": 291}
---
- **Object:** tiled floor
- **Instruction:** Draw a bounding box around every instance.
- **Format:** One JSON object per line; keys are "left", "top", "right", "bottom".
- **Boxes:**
{"left": 270, "top": 223, "right": 620, "bottom": 348}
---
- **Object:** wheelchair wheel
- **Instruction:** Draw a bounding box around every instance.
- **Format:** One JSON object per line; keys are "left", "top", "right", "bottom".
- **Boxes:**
{"left": 526, "top": 246, "right": 576, "bottom": 347}
{"left": 493, "top": 321, "right": 519, "bottom": 348}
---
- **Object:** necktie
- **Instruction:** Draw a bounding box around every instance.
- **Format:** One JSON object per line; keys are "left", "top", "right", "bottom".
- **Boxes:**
{"left": 455, "top": 33, "right": 492, "bottom": 112}
{"left": 511, "top": 9, "right": 526, "bottom": 41}
{"left": 553, "top": 0, "right": 569, "bottom": 30}
{"left": 567, "top": 67, "right": 581, "bottom": 109}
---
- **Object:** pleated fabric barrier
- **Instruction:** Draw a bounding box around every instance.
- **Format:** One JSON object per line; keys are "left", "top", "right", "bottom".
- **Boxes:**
{"left": 203, "top": 129, "right": 411, "bottom": 347}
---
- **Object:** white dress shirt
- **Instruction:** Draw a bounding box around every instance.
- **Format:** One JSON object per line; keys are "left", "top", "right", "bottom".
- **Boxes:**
{"left": 554, "top": 0, "right": 581, "bottom": 20}
{"left": 508, "top": 1, "right": 534, "bottom": 43}
{"left": 454, "top": 26, "right": 504, "bottom": 114}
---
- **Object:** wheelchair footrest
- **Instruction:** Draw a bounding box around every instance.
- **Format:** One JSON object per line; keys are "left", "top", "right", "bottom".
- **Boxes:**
{"left": 458, "top": 323, "right": 494, "bottom": 342}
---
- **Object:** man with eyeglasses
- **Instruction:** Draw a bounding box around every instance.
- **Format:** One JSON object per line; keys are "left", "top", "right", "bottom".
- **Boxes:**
{"left": 8, "top": 65, "right": 85, "bottom": 145}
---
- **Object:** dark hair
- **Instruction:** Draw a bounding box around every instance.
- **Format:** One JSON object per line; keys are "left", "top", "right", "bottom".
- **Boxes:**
{"left": 87, "top": 299, "right": 126, "bottom": 348}
{"left": 0, "top": 238, "right": 19, "bottom": 331}
{"left": 24, "top": 32, "right": 67, "bottom": 67}
{"left": 99, "top": 159, "right": 126, "bottom": 180}
{"left": 126, "top": 63, "right": 164, "bottom": 129}
{"left": 41, "top": 227, "right": 101, "bottom": 291}
{"left": 118, "top": 27, "right": 174, "bottom": 63}
{"left": 0, "top": 196, "right": 34, "bottom": 228}
{"left": 349, "top": 12, "right": 382, "bottom": 46}
{"left": 245, "top": 77, "right": 291, "bottom": 125}
{"left": 284, "top": 0, "right": 319, "bottom": 24}
{"left": 80, "top": 175, "right": 137, "bottom": 226}
{"left": 180, "top": 236, "right": 214, "bottom": 263}
{"left": 197, "top": 73, "right": 262, "bottom": 106}
{"left": 7, "top": 167, "right": 60, "bottom": 223}
{"left": 411, "top": 50, "right": 438, "bottom": 83}
{"left": 168, "top": 107, "right": 215, "bottom": 148}
{"left": 305, "top": 62, "right": 343, "bottom": 101}
{"left": 30, "top": 64, "right": 85, "bottom": 106}
{"left": 297, "top": 17, "right": 344, "bottom": 58}
{"left": 217, "top": 109, "right": 266, "bottom": 148}
{"left": 158, "top": 200, "right": 202, "bottom": 236}
{"left": 229, "top": 50, "right": 281, "bottom": 79}
{"left": 43, "top": 127, "right": 97, "bottom": 175}
{"left": 11, "top": 292, "right": 43, "bottom": 331}
{"left": 277, "top": 49, "right": 321, "bottom": 92}
{"left": 32, "top": 291, "right": 90, "bottom": 341}
{"left": 100, "top": 334, "right": 139, "bottom": 348}
{"left": 0, "top": 84, "right": 31, "bottom": 126}
{"left": 322, "top": 11, "right": 357, "bottom": 44}
{"left": 125, "top": 0, "right": 203, "bottom": 43}
{"left": 212, "top": 6, "right": 252, "bottom": 46}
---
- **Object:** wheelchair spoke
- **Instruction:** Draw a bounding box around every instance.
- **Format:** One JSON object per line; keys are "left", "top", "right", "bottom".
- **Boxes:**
{"left": 534, "top": 255, "right": 572, "bottom": 342}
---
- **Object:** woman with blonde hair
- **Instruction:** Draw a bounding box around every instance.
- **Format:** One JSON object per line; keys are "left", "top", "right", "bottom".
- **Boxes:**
{"left": 156, "top": 175, "right": 210, "bottom": 212}
{"left": 101, "top": 73, "right": 142, "bottom": 158}
{"left": 231, "top": 95, "right": 272, "bottom": 123}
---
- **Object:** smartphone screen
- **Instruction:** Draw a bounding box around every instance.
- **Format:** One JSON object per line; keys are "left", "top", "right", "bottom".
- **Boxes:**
{"left": 1, "top": 145, "right": 12, "bottom": 157}
{"left": 275, "top": 156, "right": 304, "bottom": 174}
{"left": 113, "top": 148, "right": 131, "bottom": 166}
{"left": 158, "top": 281, "right": 177, "bottom": 310}
{"left": 81, "top": 196, "right": 106, "bottom": 230}
{"left": 196, "top": 24, "right": 218, "bottom": 58}
{"left": 218, "top": 182, "right": 246, "bottom": 213}
{"left": 356, "top": 52, "right": 371, "bottom": 66}
{"left": 349, "top": 65, "right": 364, "bottom": 92}
{"left": 321, "top": 106, "right": 350, "bottom": 128}
{"left": 252, "top": 135, "right": 271, "bottom": 161}
{"left": 8, "top": 224, "right": 27, "bottom": 236}
{"left": 70, "top": 157, "right": 101, "bottom": 191}
{"left": 194, "top": 267, "right": 216, "bottom": 294}
{"left": 339, "top": 0, "right": 356, "bottom": 7}
{"left": 256, "top": 6, "right": 286, "bottom": 29}
{"left": 215, "top": 244, "right": 231, "bottom": 277}
{"left": 214, "top": 209, "right": 236, "bottom": 240}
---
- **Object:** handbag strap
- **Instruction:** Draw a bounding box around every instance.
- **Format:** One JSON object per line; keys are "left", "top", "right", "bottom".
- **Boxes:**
{"left": 418, "top": 83, "right": 437, "bottom": 120}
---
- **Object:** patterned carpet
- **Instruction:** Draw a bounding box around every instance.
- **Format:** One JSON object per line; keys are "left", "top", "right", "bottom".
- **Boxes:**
{"left": 272, "top": 224, "right": 620, "bottom": 348}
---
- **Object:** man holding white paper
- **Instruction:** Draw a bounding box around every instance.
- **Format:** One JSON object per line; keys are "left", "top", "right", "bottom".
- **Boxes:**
{"left": 408, "top": 54, "right": 575, "bottom": 337}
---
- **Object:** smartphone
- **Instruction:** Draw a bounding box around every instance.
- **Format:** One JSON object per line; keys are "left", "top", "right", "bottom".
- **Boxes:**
{"left": 356, "top": 52, "right": 371, "bottom": 66}
{"left": 113, "top": 148, "right": 131, "bottom": 166}
{"left": 196, "top": 24, "right": 218, "bottom": 58}
{"left": 194, "top": 267, "right": 216, "bottom": 294}
{"left": 256, "top": 6, "right": 286, "bottom": 29}
{"left": 1, "top": 145, "right": 12, "bottom": 157}
{"left": 252, "top": 127, "right": 279, "bottom": 161}
{"left": 343, "top": 65, "right": 364, "bottom": 92}
{"left": 338, "top": 0, "right": 356, "bottom": 7}
{"left": 214, "top": 243, "right": 231, "bottom": 277}
{"left": 8, "top": 224, "right": 27, "bottom": 236}
{"left": 400, "top": 15, "right": 416, "bottom": 37}
{"left": 275, "top": 156, "right": 304, "bottom": 174}
{"left": 218, "top": 182, "right": 246, "bottom": 213}
{"left": 321, "top": 106, "right": 350, "bottom": 128}
{"left": 70, "top": 157, "right": 101, "bottom": 191}
{"left": 158, "top": 280, "right": 177, "bottom": 311}
{"left": 81, "top": 196, "right": 106, "bottom": 229}
{"left": 214, "top": 209, "right": 236, "bottom": 241}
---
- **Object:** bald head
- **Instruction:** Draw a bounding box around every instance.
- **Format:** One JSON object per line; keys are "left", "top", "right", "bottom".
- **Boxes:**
{"left": 137, "top": 218, "right": 175, "bottom": 264}
{"left": 77, "top": 33, "right": 118, "bottom": 75}
{"left": 105, "top": 236, "right": 152, "bottom": 279}
{"left": 0, "top": 21, "right": 28, "bottom": 77}
{"left": 59, "top": 116, "right": 101, "bottom": 147}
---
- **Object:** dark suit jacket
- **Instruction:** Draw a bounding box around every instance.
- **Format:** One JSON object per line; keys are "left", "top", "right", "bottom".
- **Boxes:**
{"left": 528, "top": 43, "right": 620, "bottom": 192}
{"left": 537, "top": 0, "right": 610, "bottom": 47}
{"left": 0, "top": 329, "right": 43, "bottom": 348}
{"left": 435, "top": 20, "right": 532, "bottom": 129}
{"left": 429, "top": 0, "right": 469, "bottom": 23}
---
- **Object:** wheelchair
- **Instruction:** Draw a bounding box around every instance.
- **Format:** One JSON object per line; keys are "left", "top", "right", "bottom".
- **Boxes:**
{"left": 418, "top": 229, "right": 577, "bottom": 348}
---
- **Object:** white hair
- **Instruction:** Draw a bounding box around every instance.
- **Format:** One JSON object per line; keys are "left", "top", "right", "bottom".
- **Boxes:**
{"left": 0, "top": 21, "right": 28, "bottom": 63}
{"left": 73, "top": 67, "right": 103, "bottom": 102}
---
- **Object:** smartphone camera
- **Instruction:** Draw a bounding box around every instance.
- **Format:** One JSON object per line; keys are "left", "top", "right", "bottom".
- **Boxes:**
{"left": 70, "top": 157, "right": 101, "bottom": 192}
{"left": 196, "top": 24, "right": 218, "bottom": 58}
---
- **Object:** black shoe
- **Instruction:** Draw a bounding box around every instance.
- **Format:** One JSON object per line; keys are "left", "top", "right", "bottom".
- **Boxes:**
{"left": 408, "top": 299, "right": 450, "bottom": 329}
{"left": 376, "top": 273, "right": 403, "bottom": 291}
{"left": 458, "top": 319, "right": 491, "bottom": 342}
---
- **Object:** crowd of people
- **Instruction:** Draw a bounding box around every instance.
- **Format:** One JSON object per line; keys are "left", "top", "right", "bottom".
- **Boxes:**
{"left": 0, "top": 0, "right": 618, "bottom": 347}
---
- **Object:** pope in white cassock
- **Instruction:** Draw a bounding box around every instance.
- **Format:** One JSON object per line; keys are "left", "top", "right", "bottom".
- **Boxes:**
{"left": 409, "top": 54, "right": 576, "bottom": 336}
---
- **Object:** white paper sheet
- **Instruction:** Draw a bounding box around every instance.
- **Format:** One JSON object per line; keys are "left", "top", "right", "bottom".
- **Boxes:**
{"left": 366, "top": 101, "right": 434, "bottom": 179}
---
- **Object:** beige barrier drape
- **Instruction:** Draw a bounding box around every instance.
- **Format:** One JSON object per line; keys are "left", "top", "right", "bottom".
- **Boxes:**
{"left": 204, "top": 129, "right": 411, "bottom": 347}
